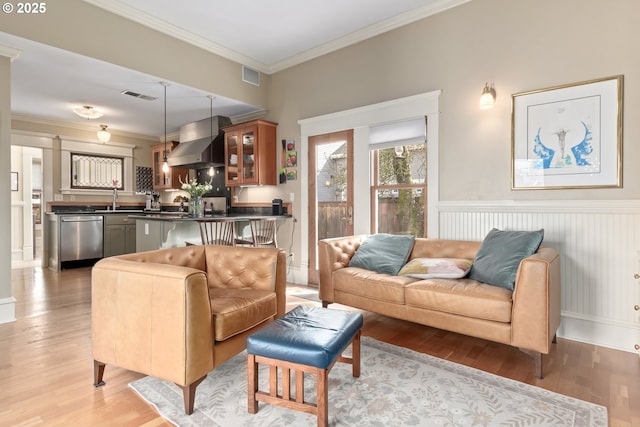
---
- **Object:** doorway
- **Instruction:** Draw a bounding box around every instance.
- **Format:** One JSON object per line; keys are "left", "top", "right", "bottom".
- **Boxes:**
{"left": 11, "top": 141, "right": 48, "bottom": 269}
{"left": 307, "top": 130, "right": 354, "bottom": 285}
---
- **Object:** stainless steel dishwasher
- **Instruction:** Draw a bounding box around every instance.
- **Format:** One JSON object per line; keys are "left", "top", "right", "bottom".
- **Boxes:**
{"left": 59, "top": 215, "right": 104, "bottom": 264}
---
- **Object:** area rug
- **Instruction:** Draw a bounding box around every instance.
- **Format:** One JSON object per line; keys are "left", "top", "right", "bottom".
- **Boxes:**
{"left": 129, "top": 337, "right": 607, "bottom": 427}
{"left": 286, "top": 286, "right": 321, "bottom": 302}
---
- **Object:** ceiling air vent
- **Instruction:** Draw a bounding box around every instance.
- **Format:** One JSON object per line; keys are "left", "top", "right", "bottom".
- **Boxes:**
{"left": 242, "top": 65, "right": 260, "bottom": 86}
{"left": 120, "top": 90, "right": 157, "bottom": 101}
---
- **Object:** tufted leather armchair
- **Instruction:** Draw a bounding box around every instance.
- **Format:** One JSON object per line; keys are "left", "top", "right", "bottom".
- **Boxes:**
{"left": 91, "top": 244, "right": 286, "bottom": 414}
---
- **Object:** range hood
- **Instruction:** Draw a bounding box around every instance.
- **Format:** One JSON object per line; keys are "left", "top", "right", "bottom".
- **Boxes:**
{"left": 167, "top": 115, "right": 232, "bottom": 169}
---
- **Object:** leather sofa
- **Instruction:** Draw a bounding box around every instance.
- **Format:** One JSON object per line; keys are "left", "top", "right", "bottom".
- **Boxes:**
{"left": 91, "top": 244, "right": 287, "bottom": 414}
{"left": 318, "top": 235, "right": 561, "bottom": 378}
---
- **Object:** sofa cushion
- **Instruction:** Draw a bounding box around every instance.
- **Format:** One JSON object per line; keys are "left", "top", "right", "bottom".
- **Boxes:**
{"left": 334, "top": 268, "right": 416, "bottom": 304}
{"left": 349, "top": 233, "right": 415, "bottom": 275}
{"left": 398, "top": 258, "right": 472, "bottom": 279}
{"left": 405, "top": 278, "right": 513, "bottom": 323}
{"left": 467, "top": 228, "right": 544, "bottom": 291}
{"left": 209, "top": 288, "right": 277, "bottom": 341}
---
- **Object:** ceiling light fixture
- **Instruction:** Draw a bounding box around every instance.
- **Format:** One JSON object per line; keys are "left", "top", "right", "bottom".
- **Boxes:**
{"left": 160, "top": 82, "right": 170, "bottom": 173}
{"left": 97, "top": 124, "right": 111, "bottom": 143}
{"left": 73, "top": 105, "right": 103, "bottom": 119}
{"left": 207, "top": 95, "right": 216, "bottom": 177}
{"left": 479, "top": 83, "right": 496, "bottom": 110}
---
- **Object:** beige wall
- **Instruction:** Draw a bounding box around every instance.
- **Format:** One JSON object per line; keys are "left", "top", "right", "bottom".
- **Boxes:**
{"left": 270, "top": 0, "right": 640, "bottom": 203}
{"left": 0, "top": 0, "right": 269, "bottom": 111}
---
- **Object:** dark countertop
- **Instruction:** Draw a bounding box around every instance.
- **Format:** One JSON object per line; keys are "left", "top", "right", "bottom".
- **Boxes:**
{"left": 129, "top": 213, "right": 292, "bottom": 221}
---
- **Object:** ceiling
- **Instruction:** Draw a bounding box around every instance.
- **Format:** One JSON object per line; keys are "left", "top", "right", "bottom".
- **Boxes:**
{"left": 1, "top": 0, "right": 467, "bottom": 140}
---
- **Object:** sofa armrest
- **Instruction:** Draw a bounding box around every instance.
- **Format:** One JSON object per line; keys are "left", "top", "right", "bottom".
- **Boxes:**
{"left": 91, "top": 258, "right": 214, "bottom": 387}
{"left": 511, "top": 247, "right": 561, "bottom": 353}
{"left": 318, "top": 235, "right": 368, "bottom": 303}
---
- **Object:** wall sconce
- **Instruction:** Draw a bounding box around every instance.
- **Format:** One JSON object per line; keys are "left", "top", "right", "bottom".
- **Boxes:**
{"left": 97, "top": 125, "right": 111, "bottom": 143}
{"left": 325, "top": 175, "right": 334, "bottom": 187}
{"left": 479, "top": 83, "right": 496, "bottom": 109}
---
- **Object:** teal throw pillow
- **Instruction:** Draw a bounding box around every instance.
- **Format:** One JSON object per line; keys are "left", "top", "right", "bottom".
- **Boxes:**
{"left": 467, "top": 228, "right": 544, "bottom": 291}
{"left": 349, "top": 233, "right": 416, "bottom": 275}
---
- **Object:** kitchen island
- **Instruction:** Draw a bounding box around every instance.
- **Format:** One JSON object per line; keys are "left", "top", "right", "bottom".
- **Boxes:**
{"left": 46, "top": 206, "right": 290, "bottom": 270}
{"left": 130, "top": 213, "right": 290, "bottom": 252}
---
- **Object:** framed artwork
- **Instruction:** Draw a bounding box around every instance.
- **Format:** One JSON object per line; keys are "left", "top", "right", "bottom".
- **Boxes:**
{"left": 11, "top": 172, "right": 18, "bottom": 191}
{"left": 511, "top": 75, "right": 623, "bottom": 190}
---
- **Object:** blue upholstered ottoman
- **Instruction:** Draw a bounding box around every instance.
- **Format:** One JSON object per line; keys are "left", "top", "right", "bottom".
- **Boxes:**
{"left": 247, "top": 305, "right": 363, "bottom": 427}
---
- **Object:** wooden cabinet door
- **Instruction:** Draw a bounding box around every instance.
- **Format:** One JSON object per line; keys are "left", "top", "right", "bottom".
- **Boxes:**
{"left": 104, "top": 225, "right": 126, "bottom": 257}
{"left": 224, "top": 130, "right": 240, "bottom": 186}
{"left": 152, "top": 142, "right": 188, "bottom": 190}
{"left": 223, "top": 120, "right": 277, "bottom": 186}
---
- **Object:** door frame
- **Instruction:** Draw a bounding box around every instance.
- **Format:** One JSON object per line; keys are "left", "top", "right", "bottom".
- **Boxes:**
{"left": 297, "top": 90, "right": 441, "bottom": 285}
{"left": 307, "top": 130, "right": 354, "bottom": 285}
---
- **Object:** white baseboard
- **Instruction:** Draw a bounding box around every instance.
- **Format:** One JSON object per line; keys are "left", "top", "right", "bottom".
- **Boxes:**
{"left": 0, "top": 297, "right": 17, "bottom": 324}
{"left": 559, "top": 312, "right": 639, "bottom": 354}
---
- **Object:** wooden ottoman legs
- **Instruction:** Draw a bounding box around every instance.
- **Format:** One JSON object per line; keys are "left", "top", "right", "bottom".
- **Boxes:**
{"left": 248, "top": 330, "right": 361, "bottom": 427}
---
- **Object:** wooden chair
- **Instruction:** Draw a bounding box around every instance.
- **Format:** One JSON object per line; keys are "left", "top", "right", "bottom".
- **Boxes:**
{"left": 247, "top": 218, "right": 278, "bottom": 247}
{"left": 197, "top": 219, "right": 236, "bottom": 246}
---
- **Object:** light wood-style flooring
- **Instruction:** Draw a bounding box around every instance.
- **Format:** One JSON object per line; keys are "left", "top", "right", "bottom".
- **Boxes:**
{"left": 1, "top": 266, "right": 638, "bottom": 426}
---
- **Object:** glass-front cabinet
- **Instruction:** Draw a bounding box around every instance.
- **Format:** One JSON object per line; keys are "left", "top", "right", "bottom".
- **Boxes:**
{"left": 223, "top": 119, "right": 277, "bottom": 187}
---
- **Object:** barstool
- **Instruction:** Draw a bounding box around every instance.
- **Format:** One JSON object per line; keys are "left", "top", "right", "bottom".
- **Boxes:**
{"left": 197, "top": 219, "right": 236, "bottom": 246}
{"left": 247, "top": 218, "right": 278, "bottom": 247}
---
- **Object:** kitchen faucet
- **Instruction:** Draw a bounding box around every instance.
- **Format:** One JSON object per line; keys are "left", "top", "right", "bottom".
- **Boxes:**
{"left": 112, "top": 187, "right": 118, "bottom": 210}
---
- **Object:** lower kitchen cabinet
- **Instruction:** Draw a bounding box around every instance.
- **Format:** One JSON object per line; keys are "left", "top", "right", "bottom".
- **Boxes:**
{"left": 104, "top": 214, "right": 136, "bottom": 257}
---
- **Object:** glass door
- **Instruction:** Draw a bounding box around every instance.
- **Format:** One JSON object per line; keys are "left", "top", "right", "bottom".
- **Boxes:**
{"left": 225, "top": 131, "right": 239, "bottom": 185}
{"left": 308, "top": 130, "right": 353, "bottom": 285}
{"left": 241, "top": 127, "right": 256, "bottom": 183}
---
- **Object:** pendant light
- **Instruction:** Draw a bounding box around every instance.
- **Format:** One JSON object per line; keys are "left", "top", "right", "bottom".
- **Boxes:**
{"left": 160, "top": 82, "right": 170, "bottom": 173}
{"left": 97, "top": 124, "right": 111, "bottom": 143}
{"left": 207, "top": 95, "right": 216, "bottom": 177}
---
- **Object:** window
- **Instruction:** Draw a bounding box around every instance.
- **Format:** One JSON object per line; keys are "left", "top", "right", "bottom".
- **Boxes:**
{"left": 369, "top": 118, "right": 427, "bottom": 236}
{"left": 71, "top": 153, "right": 124, "bottom": 190}
{"left": 371, "top": 144, "right": 426, "bottom": 236}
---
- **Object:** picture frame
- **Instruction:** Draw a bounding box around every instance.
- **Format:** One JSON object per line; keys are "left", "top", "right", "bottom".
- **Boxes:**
{"left": 511, "top": 75, "right": 623, "bottom": 190}
{"left": 11, "top": 172, "right": 18, "bottom": 191}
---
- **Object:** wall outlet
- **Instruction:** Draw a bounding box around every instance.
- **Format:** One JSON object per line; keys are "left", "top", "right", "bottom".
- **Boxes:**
{"left": 290, "top": 192, "right": 295, "bottom": 202}
{"left": 288, "top": 252, "right": 294, "bottom": 262}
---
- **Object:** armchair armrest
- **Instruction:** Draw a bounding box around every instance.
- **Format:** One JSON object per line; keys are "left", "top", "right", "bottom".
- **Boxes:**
{"left": 91, "top": 257, "right": 214, "bottom": 388}
{"left": 511, "top": 247, "right": 561, "bottom": 354}
{"left": 318, "top": 235, "right": 368, "bottom": 303}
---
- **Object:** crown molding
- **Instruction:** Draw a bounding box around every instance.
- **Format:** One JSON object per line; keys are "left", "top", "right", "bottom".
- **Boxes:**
{"left": 0, "top": 44, "right": 22, "bottom": 61}
{"left": 83, "top": 0, "right": 471, "bottom": 75}
{"left": 11, "top": 113, "right": 158, "bottom": 142}
{"left": 270, "top": 0, "right": 472, "bottom": 73}
{"left": 82, "top": 0, "right": 269, "bottom": 73}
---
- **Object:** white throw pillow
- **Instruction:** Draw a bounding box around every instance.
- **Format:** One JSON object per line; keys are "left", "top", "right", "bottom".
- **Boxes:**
{"left": 397, "top": 258, "right": 472, "bottom": 279}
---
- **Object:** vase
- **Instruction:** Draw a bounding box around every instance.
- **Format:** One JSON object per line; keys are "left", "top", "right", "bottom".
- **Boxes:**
{"left": 189, "top": 196, "right": 204, "bottom": 217}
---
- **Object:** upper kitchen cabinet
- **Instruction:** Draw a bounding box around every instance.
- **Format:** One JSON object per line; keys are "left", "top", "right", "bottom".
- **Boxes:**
{"left": 151, "top": 141, "right": 189, "bottom": 190}
{"left": 223, "top": 119, "right": 277, "bottom": 186}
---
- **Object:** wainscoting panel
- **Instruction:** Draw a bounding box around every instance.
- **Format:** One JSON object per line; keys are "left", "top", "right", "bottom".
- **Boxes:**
{"left": 438, "top": 200, "right": 640, "bottom": 353}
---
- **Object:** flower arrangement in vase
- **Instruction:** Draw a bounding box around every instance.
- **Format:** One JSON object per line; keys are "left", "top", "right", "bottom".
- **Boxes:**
{"left": 179, "top": 175, "right": 212, "bottom": 217}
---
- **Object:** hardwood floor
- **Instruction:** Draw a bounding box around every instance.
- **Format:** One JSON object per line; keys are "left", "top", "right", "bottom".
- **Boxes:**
{"left": 1, "top": 266, "right": 638, "bottom": 426}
